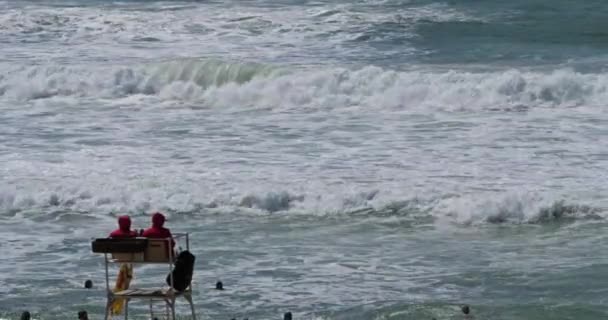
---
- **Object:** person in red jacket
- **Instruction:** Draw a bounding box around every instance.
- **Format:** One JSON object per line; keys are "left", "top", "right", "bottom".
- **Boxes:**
{"left": 107, "top": 215, "right": 137, "bottom": 313}
{"left": 109, "top": 215, "right": 138, "bottom": 238}
{"left": 142, "top": 212, "right": 175, "bottom": 248}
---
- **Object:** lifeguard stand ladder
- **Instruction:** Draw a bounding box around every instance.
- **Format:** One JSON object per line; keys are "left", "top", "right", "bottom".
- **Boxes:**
{"left": 91, "top": 233, "right": 196, "bottom": 320}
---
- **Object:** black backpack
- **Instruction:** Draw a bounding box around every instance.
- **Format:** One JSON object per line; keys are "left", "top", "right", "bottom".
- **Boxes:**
{"left": 166, "top": 250, "right": 195, "bottom": 291}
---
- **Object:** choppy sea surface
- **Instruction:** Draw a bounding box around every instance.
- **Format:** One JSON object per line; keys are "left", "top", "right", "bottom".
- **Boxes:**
{"left": 2, "top": 0, "right": 608, "bottom": 319}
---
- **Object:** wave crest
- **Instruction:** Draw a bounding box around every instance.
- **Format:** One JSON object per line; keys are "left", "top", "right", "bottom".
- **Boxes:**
{"left": 0, "top": 58, "right": 279, "bottom": 101}
{"left": 2, "top": 61, "right": 608, "bottom": 111}
{"left": 0, "top": 186, "right": 603, "bottom": 226}
{"left": 436, "top": 193, "right": 603, "bottom": 225}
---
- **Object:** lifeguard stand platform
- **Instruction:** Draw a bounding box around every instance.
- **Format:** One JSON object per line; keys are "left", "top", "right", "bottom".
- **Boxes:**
{"left": 91, "top": 234, "right": 196, "bottom": 320}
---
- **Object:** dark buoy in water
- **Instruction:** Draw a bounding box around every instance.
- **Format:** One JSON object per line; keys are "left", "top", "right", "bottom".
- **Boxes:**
{"left": 84, "top": 279, "right": 93, "bottom": 289}
{"left": 461, "top": 305, "right": 470, "bottom": 315}
{"left": 216, "top": 281, "right": 224, "bottom": 290}
{"left": 20, "top": 311, "right": 31, "bottom": 320}
{"left": 78, "top": 310, "right": 88, "bottom": 320}
{"left": 284, "top": 312, "right": 293, "bottom": 320}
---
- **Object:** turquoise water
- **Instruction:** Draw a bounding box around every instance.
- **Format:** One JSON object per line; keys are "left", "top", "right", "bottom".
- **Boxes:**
{"left": 1, "top": 0, "right": 608, "bottom": 319}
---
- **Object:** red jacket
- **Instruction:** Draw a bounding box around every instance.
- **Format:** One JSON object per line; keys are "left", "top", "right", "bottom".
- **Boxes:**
{"left": 109, "top": 215, "right": 138, "bottom": 238}
{"left": 142, "top": 212, "right": 175, "bottom": 248}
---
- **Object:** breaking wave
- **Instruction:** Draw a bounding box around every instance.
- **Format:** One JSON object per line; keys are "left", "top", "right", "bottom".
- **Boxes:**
{"left": 0, "top": 58, "right": 280, "bottom": 101}
{"left": 0, "top": 187, "right": 603, "bottom": 225}
{"left": 2, "top": 59, "right": 608, "bottom": 111}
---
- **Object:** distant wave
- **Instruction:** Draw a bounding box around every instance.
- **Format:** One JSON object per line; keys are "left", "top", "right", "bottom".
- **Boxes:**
{"left": 0, "top": 186, "right": 602, "bottom": 225}
{"left": 2, "top": 59, "right": 607, "bottom": 111}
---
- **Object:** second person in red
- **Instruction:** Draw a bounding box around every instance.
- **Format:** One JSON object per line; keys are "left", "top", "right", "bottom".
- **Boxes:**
{"left": 142, "top": 212, "right": 175, "bottom": 248}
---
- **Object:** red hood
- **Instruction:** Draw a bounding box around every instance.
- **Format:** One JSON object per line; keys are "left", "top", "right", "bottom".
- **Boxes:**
{"left": 117, "top": 215, "right": 131, "bottom": 232}
{"left": 152, "top": 212, "right": 165, "bottom": 228}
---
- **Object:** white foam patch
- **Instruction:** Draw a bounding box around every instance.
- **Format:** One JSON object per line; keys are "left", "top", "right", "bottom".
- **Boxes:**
{"left": 433, "top": 191, "right": 605, "bottom": 225}
{"left": 201, "top": 67, "right": 608, "bottom": 111}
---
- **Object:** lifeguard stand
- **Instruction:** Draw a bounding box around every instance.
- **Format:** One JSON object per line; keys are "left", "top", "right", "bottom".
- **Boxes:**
{"left": 91, "top": 233, "right": 196, "bottom": 320}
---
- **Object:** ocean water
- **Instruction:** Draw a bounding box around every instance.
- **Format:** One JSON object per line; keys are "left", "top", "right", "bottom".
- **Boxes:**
{"left": 1, "top": 0, "right": 608, "bottom": 319}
